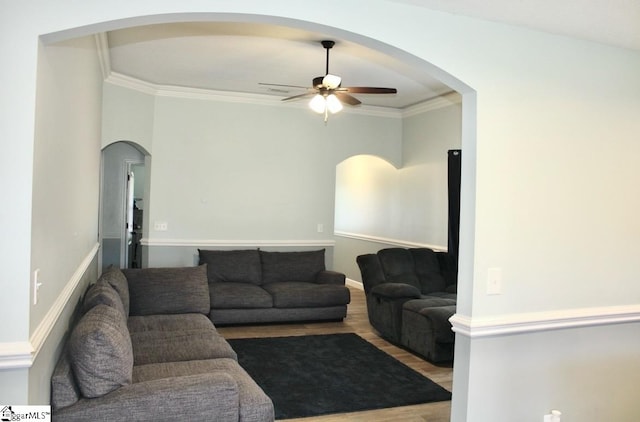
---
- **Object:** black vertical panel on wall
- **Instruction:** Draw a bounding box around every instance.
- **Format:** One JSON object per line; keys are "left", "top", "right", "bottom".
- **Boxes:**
{"left": 447, "top": 150, "right": 462, "bottom": 264}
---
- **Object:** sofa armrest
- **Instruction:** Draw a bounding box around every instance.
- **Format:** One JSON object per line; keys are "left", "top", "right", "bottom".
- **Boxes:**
{"left": 53, "top": 373, "right": 240, "bottom": 422}
{"left": 315, "top": 270, "right": 346, "bottom": 285}
{"left": 370, "top": 282, "right": 421, "bottom": 300}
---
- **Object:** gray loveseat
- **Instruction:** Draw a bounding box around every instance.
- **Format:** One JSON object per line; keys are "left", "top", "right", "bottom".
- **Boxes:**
{"left": 51, "top": 265, "right": 274, "bottom": 421}
{"left": 198, "top": 249, "right": 351, "bottom": 325}
{"left": 357, "top": 247, "right": 457, "bottom": 363}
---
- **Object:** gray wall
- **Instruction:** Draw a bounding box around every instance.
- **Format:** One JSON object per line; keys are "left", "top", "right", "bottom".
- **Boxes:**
{"left": 26, "top": 35, "right": 103, "bottom": 403}
{"left": 101, "top": 86, "right": 403, "bottom": 268}
{"left": 333, "top": 96, "right": 462, "bottom": 282}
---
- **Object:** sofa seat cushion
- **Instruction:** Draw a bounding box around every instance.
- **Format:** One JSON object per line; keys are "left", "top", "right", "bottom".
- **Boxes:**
{"left": 422, "top": 292, "right": 457, "bottom": 301}
{"left": 133, "top": 358, "right": 274, "bottom": 422}
{"left": 403, "top": 299, "right": 456, "bottom": 343}
{"left": 262, "top": 282, "right": 350, "bottom": 308}
{"left": 51, "top": 346, "right": 80, "bottom": 410}
{"left": 209, "top": 282, "right": 273, "bottom": 309}
{"left": 123, "top": 265, "right": 210, "bottom": 316}
{"left": 403, "top": 297, "right": 456, "bottom": 313}
{"left": 260, "top": 249, "right": 325, "bottom": 284}
{"left": 130, "top": 330, "right": 237, "bottom": 365}
{"left": 199, "top": 249, "right": 262, "bottom": 285}
{"left": 68, "top": 304, "right": 133, "bottom": 398}
{"left": 128, "top": 313, "right": 215, "bottom": 334}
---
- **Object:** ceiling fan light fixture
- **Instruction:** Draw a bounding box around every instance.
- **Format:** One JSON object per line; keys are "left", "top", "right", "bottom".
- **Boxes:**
{"left": 322, "top": 74, "right": 342, "bottom": 89}
{"left": 309, "top": 94, "right": 326, "bottom": 114}
{"left": 264, "top": 39, "right": 396, "bottom": 123}
{"left": 326, "top": 94, "right": 343, "bottom": 114}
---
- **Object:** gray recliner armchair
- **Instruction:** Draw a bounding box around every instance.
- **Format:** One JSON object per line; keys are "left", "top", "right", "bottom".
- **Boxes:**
{"left": 356, "top": 247, "right": 457, "bottom": 363}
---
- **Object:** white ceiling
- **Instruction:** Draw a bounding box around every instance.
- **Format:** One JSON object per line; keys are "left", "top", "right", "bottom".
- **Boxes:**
{"left": 104, "top": 1, "right": 640, "bottom": 110}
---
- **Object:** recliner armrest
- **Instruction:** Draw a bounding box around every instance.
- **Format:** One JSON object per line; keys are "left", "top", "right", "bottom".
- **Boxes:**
{"left": 315, "top": 270, "right": 346, "bottom": 285}
{"left": 370, "top": 282, "right": 421, "bottom": 300}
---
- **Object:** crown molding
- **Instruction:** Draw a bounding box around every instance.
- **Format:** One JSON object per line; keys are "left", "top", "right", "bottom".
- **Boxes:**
{"left": 402, "top": 91, "right": 461, "bottom": 118}
{"left": 450, "top": 304, "right": 640, "bottom": 339}
{"left": 94, "top": 33, "right": 111, "bottom": 80}
{"left": 104, "top": 71, "right": 408, "bottom": 119}
{"left": 106, "top": 71, "right": 158, "bottom": 95}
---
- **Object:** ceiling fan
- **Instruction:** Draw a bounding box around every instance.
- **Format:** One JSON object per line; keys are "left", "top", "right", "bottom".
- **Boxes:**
{"left": 260, "top": 40, "right": 397, "bottom": 122}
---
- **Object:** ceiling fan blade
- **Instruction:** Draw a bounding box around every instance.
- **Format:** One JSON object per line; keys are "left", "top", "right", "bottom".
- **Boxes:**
{"left": 259, "top": 82, "right": 310, "bottom": 90}
{"left": 341, "top": 87, "right": 398, "bottom": 94}
{"left": 282, "top": 92, "right": 315, "bottom": 102}
{"left": 322, "top": 74, "right": 342, "bottom": 89}
{"left": 335, "top": 92, "right": 361, "bottom": 106}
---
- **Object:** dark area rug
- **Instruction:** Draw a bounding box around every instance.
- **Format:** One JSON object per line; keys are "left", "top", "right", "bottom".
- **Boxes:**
{"left": 228, "top": 333, "right": 451, "bottom": 419}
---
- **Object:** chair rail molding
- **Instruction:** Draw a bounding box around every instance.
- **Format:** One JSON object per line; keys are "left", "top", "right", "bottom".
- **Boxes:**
{"left": 450, "top": 304, "right": 640, "bottom": 338}
{"left": 141, "top": 238, "right": 336, "bottom": 248}
{"left": 334, "top": 230, "right": 447, "bottom": 251}
{"left": 0, "top": 243, "right": 100, "bottom": 370}
{"left": 0, "top": 342, "right": 33, "bottom": 369}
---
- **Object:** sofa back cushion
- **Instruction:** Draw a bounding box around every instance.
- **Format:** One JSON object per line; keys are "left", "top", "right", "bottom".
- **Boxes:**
{"left": 198, "top": 249, "right": 262, "bottom": 285}
{"left": 100, "top": 267, "right": 130, "bottom": 315}
{"left": 377, "top": 248, "right": 422, "bottom": 291}
{"left": 356, "top": 253, "right": 387, "bottom": 293}
{"left": 68, "top": 304, "right": 133, "bottom": 398}
{"left": 436, "top": 251, "right": 458, "bottom": 290}
{"left": 410, "top": 248, "right": 448, "bottom": 293}
{"left": 260, "top": 249, "right": 325, "bottom": 284}
{"left": 123, "top": 265, "right": 210, "bottom": 316}
{"left": 81, "top": 280, "right": 127, "bottom": 317}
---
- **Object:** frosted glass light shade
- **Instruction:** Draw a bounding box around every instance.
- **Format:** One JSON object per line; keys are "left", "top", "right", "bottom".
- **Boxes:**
{"left": 322, "top": 74, "right": 342, "bottom": 89}
{"left": 309, "top": 94, "right": 326, "bottom": 113}
{"left": 326, "top": 94, "right": 343, "bottom": 113}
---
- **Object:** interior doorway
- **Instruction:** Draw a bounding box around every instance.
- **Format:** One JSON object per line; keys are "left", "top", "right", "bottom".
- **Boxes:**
{"left": 100, "top": 141, "right": 148, "bottom": 270}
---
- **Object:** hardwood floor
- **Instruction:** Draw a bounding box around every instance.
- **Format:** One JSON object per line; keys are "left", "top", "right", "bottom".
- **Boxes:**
{"left": 217, "top": 286, "right": 453, "bottom": 422}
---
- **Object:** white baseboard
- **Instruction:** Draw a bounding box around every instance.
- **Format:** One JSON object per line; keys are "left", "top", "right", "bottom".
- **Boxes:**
{"left": 346, "top": 278, "right": 363, "bottom": 290}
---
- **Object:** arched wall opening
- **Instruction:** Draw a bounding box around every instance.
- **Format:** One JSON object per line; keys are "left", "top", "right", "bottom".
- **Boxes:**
{"left": 28, "top": 9, "right": 477, "bottom": 414}
{"left": 100, "top": 141, "right": 151, "bottom": 270}
{"left": 40, "top": 11, "right": 476, "bottom": 301}
{"left": 9, "top": 4, "right": 639, "bottom": 421}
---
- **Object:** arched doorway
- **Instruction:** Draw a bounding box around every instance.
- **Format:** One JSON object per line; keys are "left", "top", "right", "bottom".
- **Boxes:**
{"left": 100, "top": 141, "right": 149, "bottom": 269}
{"left": 40, "top": 10, "right": 477, "bottom": 419}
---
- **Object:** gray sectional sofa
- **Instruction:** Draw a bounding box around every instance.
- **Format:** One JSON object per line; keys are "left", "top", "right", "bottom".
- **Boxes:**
{"left": 198, "top": 249, "right": 351, "bottom": 325}
{"left": 51, "top": 265, "right": 275, "bottom": 421}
